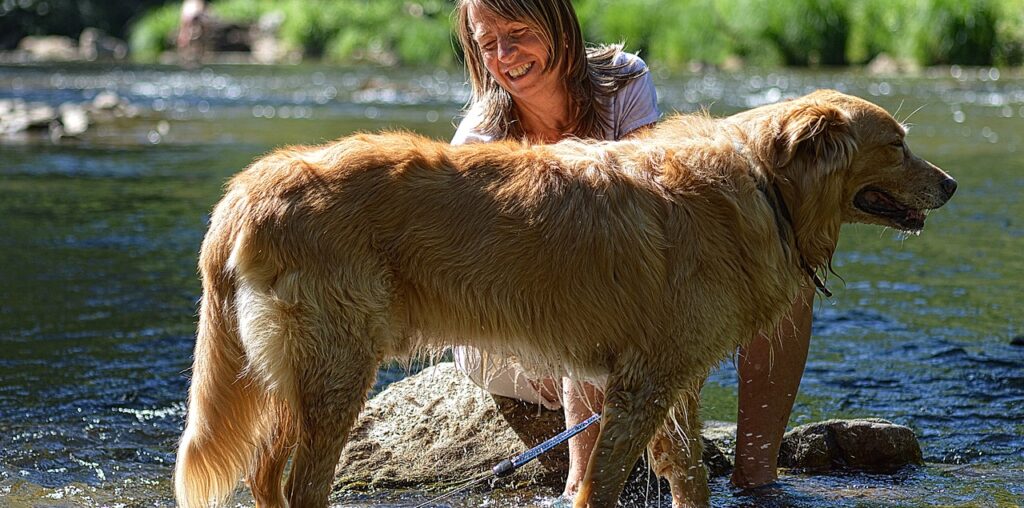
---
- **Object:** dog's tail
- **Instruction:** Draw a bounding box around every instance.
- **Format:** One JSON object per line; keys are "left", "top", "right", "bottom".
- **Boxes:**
{"left": 174, "top": 194, "right": 285, "bottom": 508}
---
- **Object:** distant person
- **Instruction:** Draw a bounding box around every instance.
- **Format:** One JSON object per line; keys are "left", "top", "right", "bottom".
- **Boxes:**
{"left": 449, "top": 0, "right": 816, "bottom": 496}
{"left": 177, "top": 0, "right": 207, "bottom": 63}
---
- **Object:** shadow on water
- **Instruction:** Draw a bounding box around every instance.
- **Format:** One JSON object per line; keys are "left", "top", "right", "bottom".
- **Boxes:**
{"left": 1, "top": 63, "right": 1022, "bottom": 506}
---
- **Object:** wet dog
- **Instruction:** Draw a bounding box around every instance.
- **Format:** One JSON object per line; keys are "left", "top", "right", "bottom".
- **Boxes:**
{"left": 174, "top": 90, "right": 955, "bottom": 507}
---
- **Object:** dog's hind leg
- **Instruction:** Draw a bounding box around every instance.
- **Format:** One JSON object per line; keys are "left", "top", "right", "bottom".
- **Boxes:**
{"left": 283, "top": 343, "right": 379, "bottom": 508}
{"left": 648, "top": 384, "right": 710, "bottom": 508}
{"left": 573, "top": 361, "right": 679, "bottom": 508}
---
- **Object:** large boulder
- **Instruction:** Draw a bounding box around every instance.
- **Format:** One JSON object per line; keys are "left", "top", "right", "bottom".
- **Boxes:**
{"left": 778, "top": 418, "right": 923, "bottom": 472}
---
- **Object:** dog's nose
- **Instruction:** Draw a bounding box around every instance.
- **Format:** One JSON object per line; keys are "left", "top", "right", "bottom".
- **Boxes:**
{"left": 941, "top": 177, "right": 958, "bottom": 198}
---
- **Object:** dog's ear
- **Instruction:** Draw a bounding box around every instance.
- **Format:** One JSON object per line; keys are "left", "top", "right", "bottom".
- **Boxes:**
{"left": 776, "top": 102, "right": 855, "bottom": 172}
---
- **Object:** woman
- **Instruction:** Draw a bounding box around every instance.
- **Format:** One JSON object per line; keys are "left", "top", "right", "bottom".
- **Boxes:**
{"left": 449, "top": 0, "right": 813, "bottom": 497}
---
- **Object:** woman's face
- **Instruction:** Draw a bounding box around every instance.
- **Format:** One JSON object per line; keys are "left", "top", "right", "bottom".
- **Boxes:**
{"left": 467, "top": 3, "right": 562, "bottom": 106}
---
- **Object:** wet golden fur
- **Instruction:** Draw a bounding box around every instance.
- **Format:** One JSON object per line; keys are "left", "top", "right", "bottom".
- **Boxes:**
{"left": 174, "top": 90, "right": 955, "bottom": 507}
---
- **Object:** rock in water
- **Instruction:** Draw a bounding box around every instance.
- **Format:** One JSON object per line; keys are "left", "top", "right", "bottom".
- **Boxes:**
{"left": 333, "top": 363, "right": 732, "bottom": 492}
{"left": 778, "top": 418, "right": 923, "bottom": 472}
{"left": 60, "top": 105, "right": 90, "bottom": 137}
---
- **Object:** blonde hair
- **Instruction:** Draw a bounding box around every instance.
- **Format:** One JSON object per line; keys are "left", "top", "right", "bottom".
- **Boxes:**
{"left": 454, "top": 0, "right": 647, "bottom": 140}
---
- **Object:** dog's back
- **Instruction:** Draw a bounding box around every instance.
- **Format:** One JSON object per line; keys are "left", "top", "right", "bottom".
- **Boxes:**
{"left": 175, "top": 122, "right": 784, "bottom": 503}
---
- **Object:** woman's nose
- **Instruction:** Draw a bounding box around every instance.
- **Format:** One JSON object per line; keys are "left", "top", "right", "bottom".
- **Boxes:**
{"left": 497, "top": 37, "right": 517, "bottom": 61}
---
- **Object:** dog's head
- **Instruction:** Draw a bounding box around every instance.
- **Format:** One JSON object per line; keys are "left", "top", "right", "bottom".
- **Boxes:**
{"left": 732, "top": 90, "right": 956, "bottom": 269}
{"left": 777, "top": 90, "right": 956, "bottom": 230}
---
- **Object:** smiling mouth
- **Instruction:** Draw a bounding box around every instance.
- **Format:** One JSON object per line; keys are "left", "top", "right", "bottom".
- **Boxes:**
{"left": 507, "top": 62, "right": 532, "bottom": 80}
{"left": 854, "top": 186, "right": 928, "bottom": 231}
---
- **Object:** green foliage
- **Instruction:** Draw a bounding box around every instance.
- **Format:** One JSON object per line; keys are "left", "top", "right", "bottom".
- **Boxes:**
{"left": 749, "top": 0, "right": 850, "bottom": 66}
{"left": 201, "top": 0, "right": 452, "bottom": 65}
{"left": 127, "top": 2, "right": 182, "bottom": 62}
{"left": 575, "top": 0, "right": 747, "bottom": 67}
{"left": 595, "top": 0, "right": 1021, "bottom": 68}
{"left": 907, "top": 0, "right": 998, "bottom": 66}
{"left": 847, "top": 0, "right": 916, "bottom": 64}
{"left": 995, "top": 0, "right": 1024, "bottom": 66}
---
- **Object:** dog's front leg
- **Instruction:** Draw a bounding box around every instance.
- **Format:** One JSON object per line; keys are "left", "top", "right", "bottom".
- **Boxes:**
{"left": 648, "top": 385, "right": 710, "bottom": 508}
{"left": 573, "top": 363, "right": 676, "bottom": 508}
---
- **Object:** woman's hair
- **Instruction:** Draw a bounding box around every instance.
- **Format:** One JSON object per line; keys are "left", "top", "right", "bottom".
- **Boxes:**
{"left": 454, "top": 0, "right": 647, "bottom": 140}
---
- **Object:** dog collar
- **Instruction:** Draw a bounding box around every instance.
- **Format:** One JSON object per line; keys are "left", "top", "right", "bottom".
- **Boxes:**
{"left": 766, "top": 180, "right": 833, "bottom": 298}
{"left": 736, "top": 136, "right": 832, "bottom": 298}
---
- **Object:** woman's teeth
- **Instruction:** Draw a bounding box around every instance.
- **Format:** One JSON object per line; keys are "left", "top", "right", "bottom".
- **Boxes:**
{"left": 508, "top": 62, "right": 532, "bottom": 78}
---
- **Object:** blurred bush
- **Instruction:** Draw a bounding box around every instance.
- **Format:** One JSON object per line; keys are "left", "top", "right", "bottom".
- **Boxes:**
{"left": 109, "top": 0, "right": 1024, "bottom": 68}
{"left": 0, "top": 0, "right": 168, "bottom": 50}
{"left": 128, "top": 2, "right": 183, "bottom": 62}
{"left": 127, "top": 0, "right": 454, "bottom": 66}
{"left": 575, "top": 0, "right": 1023, "bottom": 68}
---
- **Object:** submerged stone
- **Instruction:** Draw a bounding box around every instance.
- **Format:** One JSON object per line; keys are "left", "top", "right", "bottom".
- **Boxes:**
{"left": 779, "top": 418, "right": 923, "bottom": 472}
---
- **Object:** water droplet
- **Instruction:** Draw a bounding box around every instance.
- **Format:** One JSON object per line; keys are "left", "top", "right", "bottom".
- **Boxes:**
{"left": 953, "top": 111, "right": 965, "bottom": 123}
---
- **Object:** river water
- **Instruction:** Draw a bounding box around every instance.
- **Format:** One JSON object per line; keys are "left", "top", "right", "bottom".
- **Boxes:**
{"left": 0, "top": 62, "right": 1022, "bottom": 507}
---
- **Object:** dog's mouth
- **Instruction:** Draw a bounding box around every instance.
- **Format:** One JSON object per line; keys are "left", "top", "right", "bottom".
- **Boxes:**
{"left": 854, "top": 186, "right": 928, "bottom": 231}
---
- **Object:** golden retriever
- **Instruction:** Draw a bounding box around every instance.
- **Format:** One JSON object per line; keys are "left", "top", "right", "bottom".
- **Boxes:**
{"left": 174, "top": 90, "right": 955, "bottom": 508}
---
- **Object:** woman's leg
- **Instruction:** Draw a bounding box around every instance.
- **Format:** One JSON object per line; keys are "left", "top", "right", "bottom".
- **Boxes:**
{"left": 731, "top": 286, "right": 814, "bottom": 488}
{"left": 562, "top": 379, "right": 603, "bottom": 498}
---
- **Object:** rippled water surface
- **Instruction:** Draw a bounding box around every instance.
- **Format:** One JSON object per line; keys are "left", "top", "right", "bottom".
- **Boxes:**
{"left": 1, "top": 63, "right": 1022, "bottom": 506}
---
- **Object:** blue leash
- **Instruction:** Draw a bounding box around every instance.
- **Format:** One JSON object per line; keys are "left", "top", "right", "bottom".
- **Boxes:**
{"left": 414, "top": 413, "right": 602, "bottom": 507}
{"left": 492, "top": 412, "right": 602, "bottom": 477}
